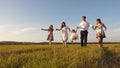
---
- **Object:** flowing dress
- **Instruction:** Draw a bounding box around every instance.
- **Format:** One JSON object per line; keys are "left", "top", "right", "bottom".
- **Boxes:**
{"left": 96, "top": 24, "right": 106, "bottom": 38}
{"left": 61, "top": 26, "right": 70, "bottom": 41}
{"left": 47, "top": 28, "right": 54, "bottom": 41}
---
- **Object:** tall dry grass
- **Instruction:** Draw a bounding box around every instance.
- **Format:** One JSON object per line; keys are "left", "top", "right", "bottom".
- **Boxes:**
{"left": 0, "top": 44, "right": 120, "bottom": 68}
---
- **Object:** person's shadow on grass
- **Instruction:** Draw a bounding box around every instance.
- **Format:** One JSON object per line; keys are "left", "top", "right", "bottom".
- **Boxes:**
{"left": 102, "top": 47, "right": 120, "bottom": 68}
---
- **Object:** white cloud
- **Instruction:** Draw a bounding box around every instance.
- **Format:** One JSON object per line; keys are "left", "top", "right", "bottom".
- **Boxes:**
{"left": 0, "top": 24, "right": 39, "bottom": 34}
{"left": 10, "top": 27, "right": 39, "bottom": 35}
{"left": 0, "top": 24, "right": 12, "bottom": 32}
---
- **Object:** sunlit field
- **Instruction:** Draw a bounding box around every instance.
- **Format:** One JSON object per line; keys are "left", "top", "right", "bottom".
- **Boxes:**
{"left": 0, "top": 44, "right": 120, "bottom": 68}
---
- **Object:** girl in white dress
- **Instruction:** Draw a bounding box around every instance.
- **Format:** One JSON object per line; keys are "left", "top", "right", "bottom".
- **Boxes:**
{"left": 94, "top": 18, "right": 107, "bottom": 47}
{"left": 56, "top": 22, "right": 70, "bottom": 47}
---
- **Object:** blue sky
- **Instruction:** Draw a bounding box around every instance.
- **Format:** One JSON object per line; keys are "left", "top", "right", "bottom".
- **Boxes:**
{"left": 0, "top": 0, "right": 120, "bottom": 42}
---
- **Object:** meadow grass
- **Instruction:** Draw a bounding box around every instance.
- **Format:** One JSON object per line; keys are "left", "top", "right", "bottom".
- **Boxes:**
{"left": 0, "top": 44, "right": 120, "bottom": 68}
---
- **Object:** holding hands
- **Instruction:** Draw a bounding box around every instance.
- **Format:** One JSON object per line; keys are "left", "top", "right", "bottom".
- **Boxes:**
{"left": 56, "top": 28, "right": 61, "bottom": 31}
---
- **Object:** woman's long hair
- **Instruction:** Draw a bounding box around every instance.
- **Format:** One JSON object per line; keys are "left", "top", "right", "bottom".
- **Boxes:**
{"left": 96, "top": 18, "right": 102, "bottom": 24}
{"left": 61, "top": 21, "right": 66, "bottom": 29}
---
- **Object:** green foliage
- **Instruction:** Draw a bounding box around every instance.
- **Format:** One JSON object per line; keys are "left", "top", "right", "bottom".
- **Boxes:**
{"left": 0, "top": 44, "right": 120, "bottom": 68}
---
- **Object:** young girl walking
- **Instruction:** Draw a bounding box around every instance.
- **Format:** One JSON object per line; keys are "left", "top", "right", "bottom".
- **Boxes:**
{"left": 41, "top": 25, "right": 54, "bottom": 46}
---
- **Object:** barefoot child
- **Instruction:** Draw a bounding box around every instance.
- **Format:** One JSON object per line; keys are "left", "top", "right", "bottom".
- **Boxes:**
{"left": 70, "top": 29, "right": 78, "bottom": 42}
{"left": 41, "top": 25, "right": 54, "bottom": 46}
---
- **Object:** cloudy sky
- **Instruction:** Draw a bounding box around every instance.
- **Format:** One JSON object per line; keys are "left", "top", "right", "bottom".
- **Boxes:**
{"left": 0, "top": 0, "right": 120, "bottom": 42}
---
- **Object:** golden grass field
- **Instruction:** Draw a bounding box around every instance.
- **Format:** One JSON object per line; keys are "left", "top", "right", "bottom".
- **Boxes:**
{"left": 0, "top": 44, "right": 120, "bottom": 68}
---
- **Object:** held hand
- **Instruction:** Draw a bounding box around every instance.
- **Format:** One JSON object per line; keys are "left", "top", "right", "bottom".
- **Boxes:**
{"left": 41, "top": 28, "right": 44, "bottom": 30}
{"left": 56, "top": 29, "right": 60, "bottom": 31}
{"left": 41, "top": 28, "right": 46, "bottom": 31}
{"left": 68, "top": 28, "right": 71, "bottom": 32}
{"left": 77, "top": 26, "right": 79, "bottom": 29}
{"left": 92, "top": 26, "right": 97, "bottom": 31}
{"left": 92, "top": 26, "right": 95, "bottom": 30}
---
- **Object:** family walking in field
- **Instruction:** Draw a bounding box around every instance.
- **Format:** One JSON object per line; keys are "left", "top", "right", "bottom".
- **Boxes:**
{"left": 41, "top": 16, "right": 107, "bottom": 47}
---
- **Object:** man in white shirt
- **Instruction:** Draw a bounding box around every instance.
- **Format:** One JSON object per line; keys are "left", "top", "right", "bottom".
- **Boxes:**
{"left": 77, "top": 16, "right": 94, "bottom": 47}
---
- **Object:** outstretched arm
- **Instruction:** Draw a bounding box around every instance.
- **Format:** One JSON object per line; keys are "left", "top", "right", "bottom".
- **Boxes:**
{"left": 75, "top": 27, "right": 78, "bottom": 32}
{"left": 90, "top": 24, "right": 95, "bottom": 30}
{"left": 93, "top": 26, "right": 97, "bottom": 30}
{"left": 89, "top": 23, "right": 95, "bottom": 30}
{"left": 41, "top": 28, "right": 49, "bottom": 31}
{"left": 56, "top": 28, "right": 61, "bottom": 31}
{"left": 77, "top": 25, "right": 81, "bottom": 30}
{"left": 67, "top": 27, "right": 71, "bottom": 32}
{"left": 92, "top": 26, "right": 95, "bottom": 30}
{"left": 77, "top": 23, "right": 81, "bottom": 29}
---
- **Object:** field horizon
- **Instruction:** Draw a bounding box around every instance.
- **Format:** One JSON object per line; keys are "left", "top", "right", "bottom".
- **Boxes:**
{"left": 0, "top": 41, "right": 120, "bottom": 45}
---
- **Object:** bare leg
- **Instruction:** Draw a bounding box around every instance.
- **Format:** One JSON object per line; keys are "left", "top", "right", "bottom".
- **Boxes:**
{"left": 98, "top": 37, "right": 101, "bottom": 47}
{"left": 64, "top": 40, "right": 67, "bottom": 47}
{"left": 71, "top": 40, "right": 73, "bottom": 43}
{"left": 98, "top": 37, "right": 103, "bottom": 47}
{"left": 63, "top": 41, "right": 65, "bottom": 46}
{"left": 49, "top": 41, "right": 52, "bottom": 46}
{"left": 100, "top": 38, "right": 103, "bottom": 47}
{"left": 63, "top": 40, "right": 67, "bottom": 47}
